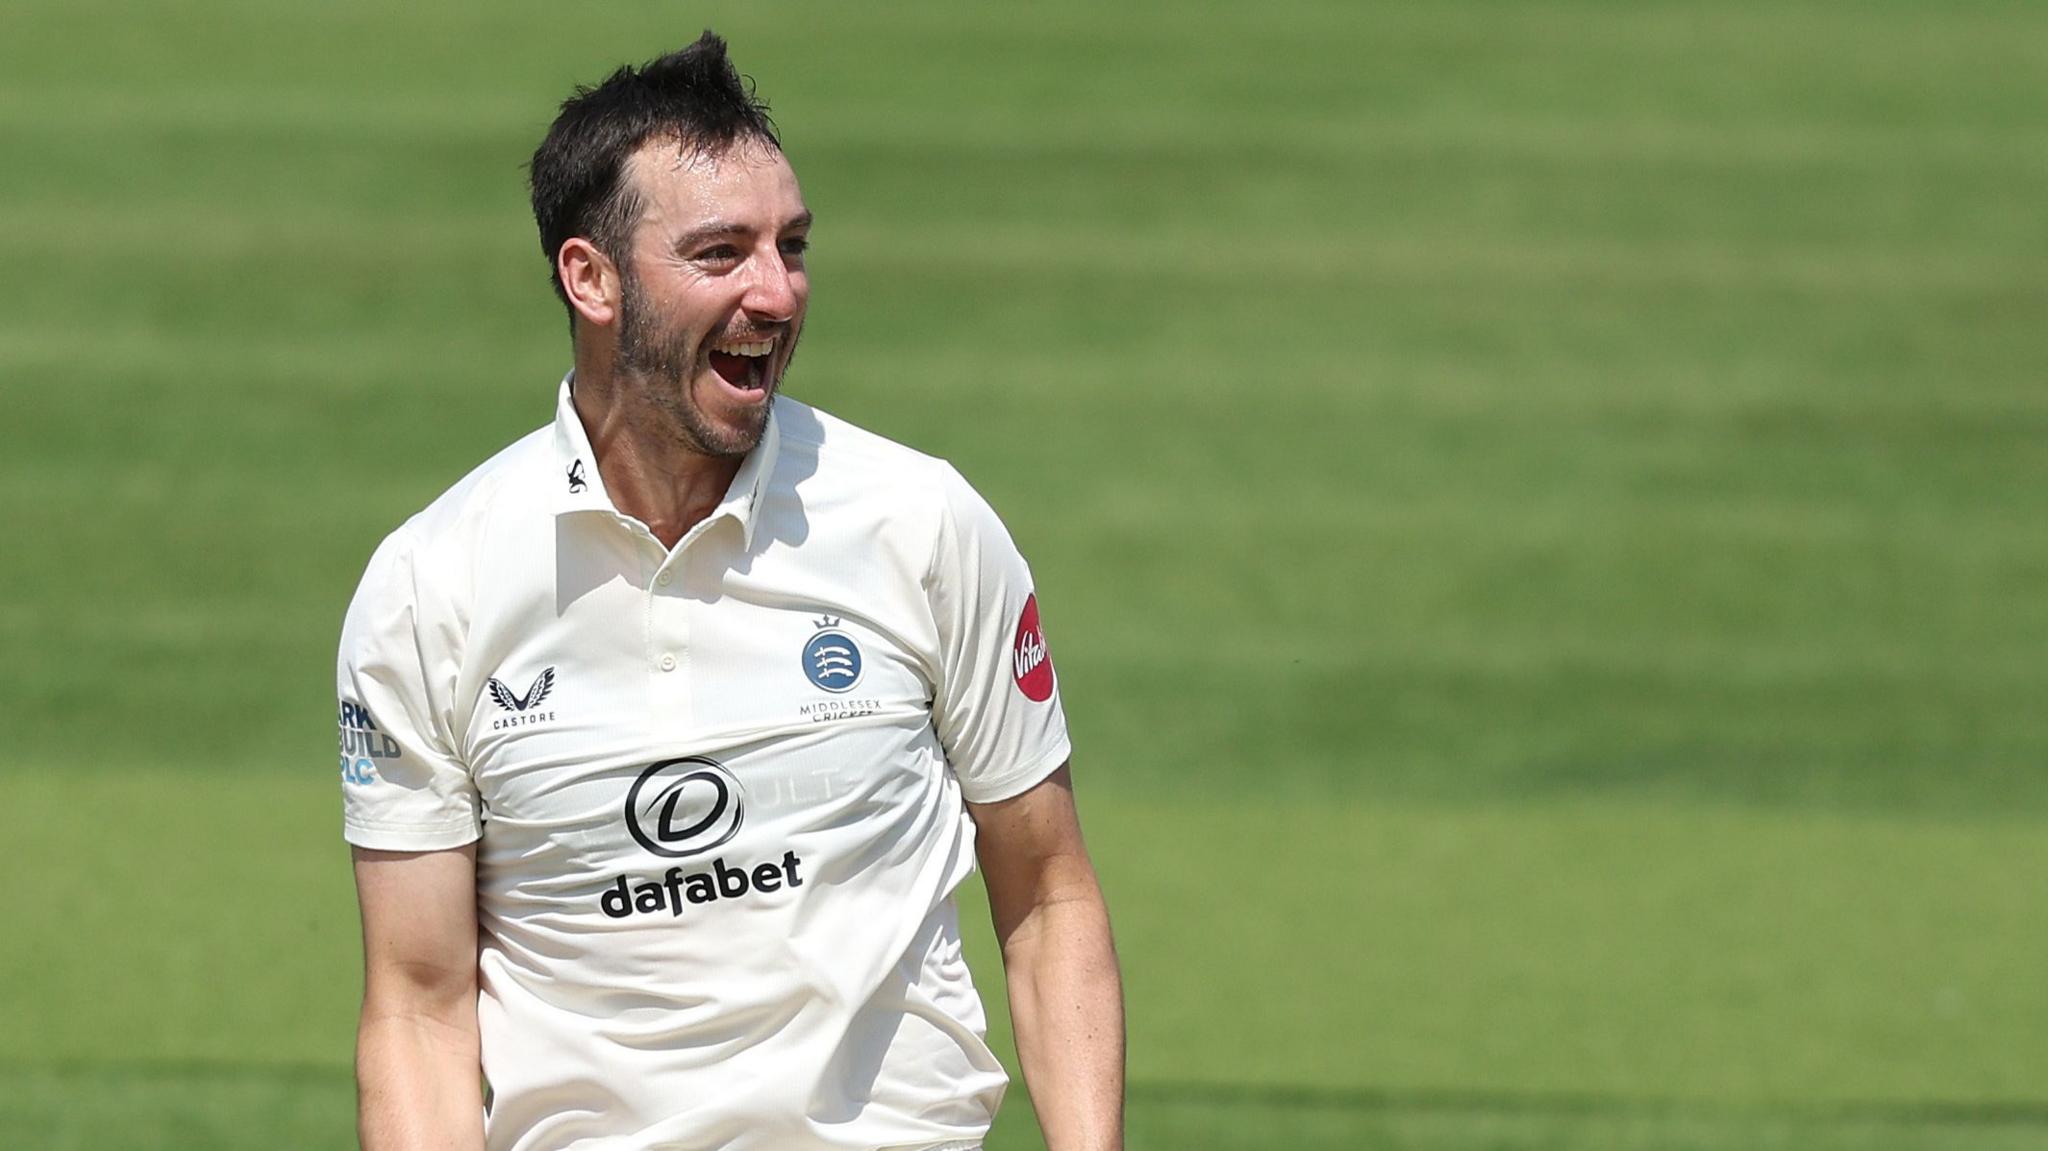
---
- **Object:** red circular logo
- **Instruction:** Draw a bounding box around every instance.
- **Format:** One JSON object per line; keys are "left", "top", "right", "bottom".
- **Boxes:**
{"left": 1012, "top": 594, "right": 1055, "bottom": 702}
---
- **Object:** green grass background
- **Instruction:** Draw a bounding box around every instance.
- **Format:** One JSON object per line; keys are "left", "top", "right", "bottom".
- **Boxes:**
{"left": 3, "top": 0, "right": 2046, "bottom": 1147}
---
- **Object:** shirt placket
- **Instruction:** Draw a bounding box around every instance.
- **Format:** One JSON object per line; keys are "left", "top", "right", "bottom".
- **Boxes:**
{"left": 646, "top": 504, "right": 742, "bottom": 737}
{"left": 646, "top": 541, "right": 693, "bottom": 735}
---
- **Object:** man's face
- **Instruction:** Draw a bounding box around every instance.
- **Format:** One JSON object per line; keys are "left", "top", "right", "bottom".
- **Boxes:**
{"left": 612, "top": 138, "right": 811, "bottom": 458}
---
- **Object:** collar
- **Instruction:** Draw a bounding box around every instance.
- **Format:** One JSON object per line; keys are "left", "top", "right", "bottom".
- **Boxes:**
{"left": 548, "top": 371, "right": 780, "bottom": 549}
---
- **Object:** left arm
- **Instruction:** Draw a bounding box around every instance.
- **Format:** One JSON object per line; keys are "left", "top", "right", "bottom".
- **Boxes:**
{"left": 969, "top": 763, "right": 1124, "bottom": 1151}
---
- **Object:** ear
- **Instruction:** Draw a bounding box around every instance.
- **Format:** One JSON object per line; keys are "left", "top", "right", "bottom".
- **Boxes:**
{"left": 557, "top": 238, "right": 622, "bottom": 328}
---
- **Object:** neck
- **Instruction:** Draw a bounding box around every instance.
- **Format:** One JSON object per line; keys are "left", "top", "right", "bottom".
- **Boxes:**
{"left": 571, "top": 346, "right": 745, "bottom": 551}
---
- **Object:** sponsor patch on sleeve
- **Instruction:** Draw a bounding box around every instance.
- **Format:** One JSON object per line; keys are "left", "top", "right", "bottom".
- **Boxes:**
{"left": 338, "top": 698, "right": 402, "bottom": 785}
{"left": 1011, "top": 594, "right": 1055, "bottom": 702}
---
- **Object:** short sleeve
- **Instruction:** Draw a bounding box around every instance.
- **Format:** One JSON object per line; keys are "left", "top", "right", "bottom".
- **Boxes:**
{"left": 927, "top": 464, "right": 1072, "bottom": 803}
{"left": 335, "top": 530, "right": 481, "bottom": 850}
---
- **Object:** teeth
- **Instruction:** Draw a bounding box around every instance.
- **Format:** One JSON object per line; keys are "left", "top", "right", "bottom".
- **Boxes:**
{"left": 712, "top": 339, "right": 774, "bottom": 357}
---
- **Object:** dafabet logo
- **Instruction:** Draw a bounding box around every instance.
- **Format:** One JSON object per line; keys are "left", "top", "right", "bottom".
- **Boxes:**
{"left": 600, "top": 756, "right": 806, "bottom": 921}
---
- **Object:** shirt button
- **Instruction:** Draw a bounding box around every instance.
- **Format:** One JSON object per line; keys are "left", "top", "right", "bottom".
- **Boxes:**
{"left": 659, "top": 653, "right": 677, "bottom": 672}
{"left": 656, "top": 570, "right": 673, "bottom": 587}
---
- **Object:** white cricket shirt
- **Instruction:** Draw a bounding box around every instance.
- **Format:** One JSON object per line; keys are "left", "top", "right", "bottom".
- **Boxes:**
{"left": 336, "top": 376, "right": 1070, "bottom": 1151}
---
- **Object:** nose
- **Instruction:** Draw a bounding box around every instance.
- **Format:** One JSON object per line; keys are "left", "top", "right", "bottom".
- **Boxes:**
{"left": 742, "top": 248, "right": 802, "bottom": 324}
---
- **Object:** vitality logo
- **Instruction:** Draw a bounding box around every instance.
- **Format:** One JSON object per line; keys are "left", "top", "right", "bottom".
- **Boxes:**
{"left": 602, "top": 756, "right": 807, "bottom": 921}
{"left": 1012, "top": 593, "right": 1055, "bottom": 702}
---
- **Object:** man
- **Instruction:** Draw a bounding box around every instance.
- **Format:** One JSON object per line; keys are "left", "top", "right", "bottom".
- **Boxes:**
{"left": 336, "top": 32, "right": 1123, "bottom": 1151}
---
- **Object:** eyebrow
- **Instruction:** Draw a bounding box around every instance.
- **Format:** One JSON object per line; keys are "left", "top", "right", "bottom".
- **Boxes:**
{"left": 674, "top": 212, "right": 815, "bottom": 253}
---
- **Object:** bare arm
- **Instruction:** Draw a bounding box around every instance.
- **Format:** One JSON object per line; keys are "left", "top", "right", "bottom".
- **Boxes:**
{"left": 969, "top": 763, "right": 1124, "bottom": 1151}
{"left": 353, "top": 844, "right": 486, "bottom": 1151}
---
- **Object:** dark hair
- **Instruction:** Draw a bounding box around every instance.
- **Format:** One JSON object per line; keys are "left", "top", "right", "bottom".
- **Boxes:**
{"left": 528, "top": 31, "right": 781, "bottom": 320}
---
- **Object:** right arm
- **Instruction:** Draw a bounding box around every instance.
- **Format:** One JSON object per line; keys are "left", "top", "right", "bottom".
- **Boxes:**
{"left": 353, "top": 844, "right": 486, "bottom": 1151}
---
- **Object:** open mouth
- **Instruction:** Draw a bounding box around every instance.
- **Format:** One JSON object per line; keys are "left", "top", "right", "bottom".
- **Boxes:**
{"left": 707, "top": 337, "right": 775, "bottom": 394}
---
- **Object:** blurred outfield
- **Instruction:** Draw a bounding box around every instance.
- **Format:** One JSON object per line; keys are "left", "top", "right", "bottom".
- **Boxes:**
{"left": 3, "top": 0, "right": 2046, "bottom": 1147}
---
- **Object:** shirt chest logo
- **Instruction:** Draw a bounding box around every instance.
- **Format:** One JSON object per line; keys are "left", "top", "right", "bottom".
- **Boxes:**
{"left": 601, "top": 755, "right": 808, "bottom": 923}
{"left": 801, "top": 617, "right": 864, "bottom": 693}
{"left": 487, "top": 666, "right": 558, "bottom": 730}
{"left": 625, "top": 756, "right": 745, "bottom": 858}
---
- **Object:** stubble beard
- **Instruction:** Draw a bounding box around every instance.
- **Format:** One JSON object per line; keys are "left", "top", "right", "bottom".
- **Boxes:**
{"left": 614, "top": 265, "right": 774, "bottom": 459}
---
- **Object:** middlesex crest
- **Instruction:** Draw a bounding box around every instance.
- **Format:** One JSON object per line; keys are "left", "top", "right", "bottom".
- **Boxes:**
{"left": 801, "top": 616, "right": 864, "bottom": 694}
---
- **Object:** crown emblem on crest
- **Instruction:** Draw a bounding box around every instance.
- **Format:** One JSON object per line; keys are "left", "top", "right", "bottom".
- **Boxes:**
{"left": 813, "top": 615, "right": 840, "bottom": 630}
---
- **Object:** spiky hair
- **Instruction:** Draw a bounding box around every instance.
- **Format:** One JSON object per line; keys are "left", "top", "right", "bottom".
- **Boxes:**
{"left": 527, "top": 31, "right": 781, "bottom": 318}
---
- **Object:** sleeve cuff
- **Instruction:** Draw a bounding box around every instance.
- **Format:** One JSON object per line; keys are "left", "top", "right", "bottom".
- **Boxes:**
{"left": 956, "top": 736, "right": 1073, "bottom": 805}
{"left": 343, "top": 816, "right": 482, "bottom": 852}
